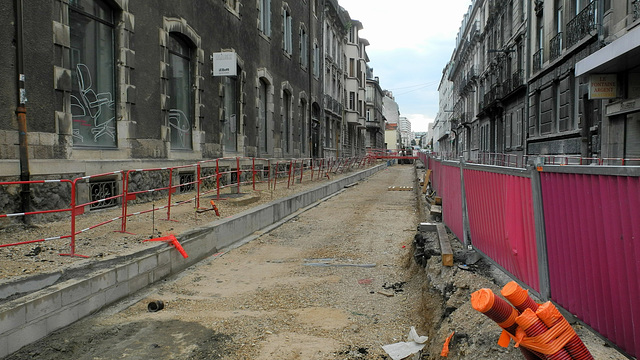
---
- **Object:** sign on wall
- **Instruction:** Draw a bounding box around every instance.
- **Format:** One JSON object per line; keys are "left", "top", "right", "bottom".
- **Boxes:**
{"left": 588, "top": 74, "right": 617, "bottom": 99}
{"left": 212, "top": 52, "right": 237, "bottom": 76}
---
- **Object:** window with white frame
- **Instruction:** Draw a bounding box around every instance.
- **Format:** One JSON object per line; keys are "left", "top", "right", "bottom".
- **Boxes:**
{"left": 224, "top": 0, "right": 240, "bottom": 14}
{"left": 313, "top": 41, "right": 320, "bottom": 77}
{"left": 69, "top": 0, "right": 116, "bottom": 148}
{"left": 167, "top": 33, "right": 194, "bottom": 150}
{"left": 222, "top": 74, "right": 239, "bottom": 152}
{"left": 283, "top": 6, "right": 293, "bottom": 54}
{"left": 283, "top": 90, "right": 292, "bottom": 153}
{"left": 299, "top": 25, "right": 308, "bottom": 67}
{"left": 259, "top": 0, "right": 271, "bottom": 37}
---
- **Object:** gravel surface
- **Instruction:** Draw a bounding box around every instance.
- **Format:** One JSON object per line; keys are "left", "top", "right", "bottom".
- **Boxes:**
{"left": 1, "top": 163, "right": 629, "bottom": 359}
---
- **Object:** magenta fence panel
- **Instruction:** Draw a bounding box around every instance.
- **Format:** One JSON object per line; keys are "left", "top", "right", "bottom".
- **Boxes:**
{"left": 440, "top": 163, "right": 464, "bottom": 241}
{"left": 541, "top": 172, "right": 640, "bottom": 357}
{"left": 464, "top": 169, "right": 540, "bottom": 292}
{"left": 431, "top": 160, "right": 442, "bottom": 195}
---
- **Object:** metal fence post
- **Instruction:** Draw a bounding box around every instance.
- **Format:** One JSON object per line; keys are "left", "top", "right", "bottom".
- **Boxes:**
{"left": 529, "top": 163, "right": 551, "bottom": 300}
{"left": 459, "top": 157, "right": 472, "bottom": 248}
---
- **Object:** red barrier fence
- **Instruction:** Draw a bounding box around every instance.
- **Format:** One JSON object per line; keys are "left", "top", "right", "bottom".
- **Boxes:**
{"left": 423, "top": 152, "right": 640, "bottom": 358}
{"left": 0, "top": 156, "right": 375, "bottom": 256}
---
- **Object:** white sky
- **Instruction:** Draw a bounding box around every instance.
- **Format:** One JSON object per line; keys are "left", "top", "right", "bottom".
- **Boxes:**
{"left": 337, "top": 0, "right": 472, "bottom": 132}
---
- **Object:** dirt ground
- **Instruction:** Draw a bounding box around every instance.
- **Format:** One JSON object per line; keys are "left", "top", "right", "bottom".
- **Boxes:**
{"left": 1, "top": 163, "right": 630, "bottom": 359}
{"left": 0, "top": 167, "right": 361, "bottom": 281}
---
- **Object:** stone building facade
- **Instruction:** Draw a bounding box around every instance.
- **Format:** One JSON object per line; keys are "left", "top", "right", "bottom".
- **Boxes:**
{"left": 441, "top": 0, "right": 640, "bottom": 163}
{"left": 1, "top": 0, "right": 379, "bottom": 183}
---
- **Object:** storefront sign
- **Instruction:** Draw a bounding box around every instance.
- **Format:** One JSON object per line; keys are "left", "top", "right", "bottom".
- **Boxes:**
{"left": 589, "top": 74, "right": 617, "bottom": 99}
{"left": 212, "top": 52, "right": 237, "bottom": 76}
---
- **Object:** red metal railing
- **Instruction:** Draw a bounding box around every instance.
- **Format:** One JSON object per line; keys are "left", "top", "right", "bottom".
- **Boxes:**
{"left": 1, "top": 156, "right": 377, "bottom": 256}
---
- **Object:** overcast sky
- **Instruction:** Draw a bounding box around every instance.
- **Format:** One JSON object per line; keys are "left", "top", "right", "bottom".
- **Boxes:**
{"left": 337, "top": 0, "right": 472, "bottom": 132}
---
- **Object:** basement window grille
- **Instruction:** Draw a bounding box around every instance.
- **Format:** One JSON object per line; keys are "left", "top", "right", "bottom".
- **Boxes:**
{"left": 89, "top": 180, "right": 117, "bottom": 210}
{"left": 179, "top": 173, "right": 195, "bottom": 193}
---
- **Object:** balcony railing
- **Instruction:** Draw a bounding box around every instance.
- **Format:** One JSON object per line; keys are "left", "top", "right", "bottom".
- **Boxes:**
{"left": 550, "top": 32, "right": 563, "bottom": 61}
{"left": 566, "top": 1, "right": 597, "bottom": 49}
{"left": 323, "top": 94, "right": 343, "bottom": 116}
{"left": 634, "top": 0, "right": 640, "bottom": 22}
{"left": 512, "top": 69, "right": 524, "bottom": 88}
{"left": 533, "top": 48, "right": 543, "bottom": 73}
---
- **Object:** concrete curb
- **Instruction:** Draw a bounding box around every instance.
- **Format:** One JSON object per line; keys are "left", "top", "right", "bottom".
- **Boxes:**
{"left": 0, "top": 164, "right": 385, "bottom": 358}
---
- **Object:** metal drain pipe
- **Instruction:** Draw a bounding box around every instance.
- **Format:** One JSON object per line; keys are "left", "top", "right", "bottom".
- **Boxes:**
{"left": 15, "top": 0, "right": 31, "bottom": 222}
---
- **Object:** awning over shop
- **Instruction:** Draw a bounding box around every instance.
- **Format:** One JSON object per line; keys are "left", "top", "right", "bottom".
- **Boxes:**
{"left": 575, "top": 25, "right": 640, "bottom": 77}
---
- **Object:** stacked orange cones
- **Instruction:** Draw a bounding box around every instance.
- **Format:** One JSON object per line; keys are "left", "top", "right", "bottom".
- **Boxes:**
{"left": 471, "top": 281, "right": 593, "bottom": 360}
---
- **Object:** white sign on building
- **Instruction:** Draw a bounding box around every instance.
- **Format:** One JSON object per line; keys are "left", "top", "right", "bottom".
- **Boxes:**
{"left": 212, "top": 52, "right": 237, "bottom": 76}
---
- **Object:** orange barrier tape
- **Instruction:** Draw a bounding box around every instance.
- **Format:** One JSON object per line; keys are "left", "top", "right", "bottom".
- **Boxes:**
{"left": 441, "top": 331, "right": 455, "bottom": 357}
{"left": 144, "top": 234, "right": 189, "bottom": 258}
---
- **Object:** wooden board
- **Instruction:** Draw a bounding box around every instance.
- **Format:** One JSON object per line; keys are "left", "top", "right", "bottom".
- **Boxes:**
{"left": 422, "top": 169, "right": 432, "bottom": 194}
{"left": 387, "top": 186, "right": 413, "bottom": 191}
{"left": 436, "top": 223, "right": 454, "bottom": 267}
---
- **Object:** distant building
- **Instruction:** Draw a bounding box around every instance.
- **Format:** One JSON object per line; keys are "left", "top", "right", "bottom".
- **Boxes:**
{"left": 385, "top": 123, "right": 401, "bottom": 150}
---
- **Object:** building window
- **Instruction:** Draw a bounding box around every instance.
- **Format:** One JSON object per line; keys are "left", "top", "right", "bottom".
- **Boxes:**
{"left": 259, "top": 0, "right": 271, "bottom": 37}
{"left": 299, "top": 25, "right": 308, "bottom": 68}
{"left": 313, "top": 41, "right": 320, "bottom": 77}
{"left": 349, "top": 91, "right": 355, "bottom": 110}
{"left": 222, "top": 74, "right": 239, "bottom": 153}
{"left": 224, "top": 0, "right": 240, "bottom": 14}
{"left": 167, "top": 33, "right": 193, "bottom": 150}
{"left": 258, "top": 78, "right": 269, "bottom": 154}
{"left": 282, "top": 6, "right": 293, "bottom": 54}
{"left": 300, "top": 99, "right": 307, "bottom": 154}
{"left": 69, "top": 0, "right": 116, "bottom": 148}
{"left": 283, "top": 90, "right": 292, "bottom": 153}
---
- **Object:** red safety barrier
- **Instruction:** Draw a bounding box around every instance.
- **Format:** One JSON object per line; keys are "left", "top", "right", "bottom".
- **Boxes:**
{"left": 0, "top": 179, "right": 80, "bottom": 255}
{"left": 1, "top": 156, "right": 374, "bottom": 260}
{"left": 120, "top": 166, "right": 176, "bottom": 234}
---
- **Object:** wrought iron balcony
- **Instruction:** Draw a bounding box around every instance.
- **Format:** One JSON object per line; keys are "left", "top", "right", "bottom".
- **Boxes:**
{"left": 634, "top": 0, "right": 640, "bottom": 22}
{"left": 323, "top": 94, "right": 343, "bottom": 115}
{"left": 512, "top": 69, "right": 524, "bottom": 88}
{"left": 550, "top": 32, "right": 563, "bottom": 61}
{"left": 566, "top": 1, "right": 597, "bottom": 49}
{"left": 533, "top": 48, "right": 543, "bottom": 73}
{"left": 502, "top": 78, "right": 512, "bottom": 96}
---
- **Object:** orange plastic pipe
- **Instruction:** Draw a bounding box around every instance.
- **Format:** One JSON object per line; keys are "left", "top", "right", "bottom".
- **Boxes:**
{"left": 536, "top": 302, "right": 593, "bottom": 360}
{"left": 515, "top": 308, "right": 572, "bottom": 360}
{"left": 471, "top": 289, "right": 543, "bottom": 360}
{"left": 502, "top": 281, "right": 539, "bottom": 313}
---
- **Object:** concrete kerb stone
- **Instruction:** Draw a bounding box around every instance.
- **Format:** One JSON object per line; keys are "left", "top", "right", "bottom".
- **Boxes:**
{"left": 0, "top": 163, "right": 386, "bottom": 358}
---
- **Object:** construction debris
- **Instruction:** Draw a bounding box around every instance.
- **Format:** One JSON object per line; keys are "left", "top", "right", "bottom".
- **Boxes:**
{"left": 387, "top": 186, "right": 413, "bottom": 191}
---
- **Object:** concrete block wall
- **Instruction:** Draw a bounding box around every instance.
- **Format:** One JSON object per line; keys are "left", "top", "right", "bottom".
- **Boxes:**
{"left": 0, "top": 163, "right": 385, "bottom": 358}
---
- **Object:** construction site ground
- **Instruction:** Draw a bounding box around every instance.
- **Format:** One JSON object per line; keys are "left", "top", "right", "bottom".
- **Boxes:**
{"left": 0, "top": 163, "right": 629, "bottom": 359}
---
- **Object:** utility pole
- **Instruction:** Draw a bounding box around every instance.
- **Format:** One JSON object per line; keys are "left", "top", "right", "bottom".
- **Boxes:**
{"left": 15, "top": 0, "right": 31, "bottom": 222}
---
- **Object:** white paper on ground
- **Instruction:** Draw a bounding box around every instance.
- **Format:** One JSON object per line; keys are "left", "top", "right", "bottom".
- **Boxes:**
{"left": 381, "top": 326, "right": 429, "bottom": 360}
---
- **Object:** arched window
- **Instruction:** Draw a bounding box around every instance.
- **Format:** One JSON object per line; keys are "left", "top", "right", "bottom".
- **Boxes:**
{"left": 283, "top": 90, "right": 292, "bottom": 154}
{"left": 258, "top": 79, "right": 269, "bottom": 154}
{"left": 69, "top": 0, "right": 116, "bottom": 148}
{"left": 167, "top": 33, "right": 193, "bottom": 150}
